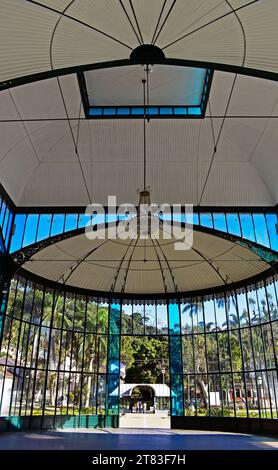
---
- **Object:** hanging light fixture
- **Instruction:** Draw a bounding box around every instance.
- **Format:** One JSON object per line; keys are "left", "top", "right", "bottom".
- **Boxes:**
{"left": 128, "top": 65, "right": 160, "bottom": 241}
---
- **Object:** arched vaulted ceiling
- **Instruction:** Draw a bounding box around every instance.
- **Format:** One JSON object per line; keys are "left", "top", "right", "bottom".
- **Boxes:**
{"left": 0, "top": 0, "right": 278, "bottom": 208}
{"left": 1, "top": 0, "right": 278, "bottom": 83}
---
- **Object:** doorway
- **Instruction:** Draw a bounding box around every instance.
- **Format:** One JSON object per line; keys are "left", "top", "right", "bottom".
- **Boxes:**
{"left": 119, "top": 334, "right": 170, "bottom": 429}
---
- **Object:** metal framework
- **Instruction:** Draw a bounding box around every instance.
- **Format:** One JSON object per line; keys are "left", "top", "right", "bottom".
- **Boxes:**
{"left": 0, "top": 272, "right": 277, "bottom": 430}
{"left": 77, "top": 69, "right": 213, "bottom": 120}
{"left": 8, "top": 207, "right": 278, "bottom": 255}
{"left": 1, "top": 5, "right": 278, "bottom": 431}
{"left": 2, "top": 58, "right": 278, "bottom": 93}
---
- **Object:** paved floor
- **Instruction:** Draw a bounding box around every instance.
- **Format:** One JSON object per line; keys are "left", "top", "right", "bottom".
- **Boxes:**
{"left": 120, "top": 412, "right": 170, "bottom": 428}
{"left": 0, "top": 428, "right": 277, "bottom": 450}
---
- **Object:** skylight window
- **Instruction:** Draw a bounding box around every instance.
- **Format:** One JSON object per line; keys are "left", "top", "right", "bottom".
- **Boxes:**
{"left": 79, "top": 65, "right": 212, "bottom": 119}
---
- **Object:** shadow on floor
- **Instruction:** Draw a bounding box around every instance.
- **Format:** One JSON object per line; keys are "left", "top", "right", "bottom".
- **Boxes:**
{"left": 0, "top": 429, "right": 277, "bottom": 450}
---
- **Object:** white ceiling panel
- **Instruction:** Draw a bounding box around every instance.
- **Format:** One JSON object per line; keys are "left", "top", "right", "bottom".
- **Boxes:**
{"left": 22, "top": 228, "right": 272, "bottom": 295}
{"left": 1, "top": 0, "right": 278, "bottom": 82}
{"left": 0, "top": 58, "right": 277, "bottom": 207}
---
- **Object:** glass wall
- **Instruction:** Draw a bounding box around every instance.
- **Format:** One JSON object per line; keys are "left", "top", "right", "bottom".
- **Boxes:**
{"left": 181, "top": 288, "right": 278, "bottom": 419}
{"left": 0, "top": 193, "right": 13, "bottom": 249}
{"left": 9, "top": 210, "right": 278, "bottom": 253}
{"left": 0, "top": 274, "right": 278, "bottom": 422}
{"left": 0, "top": 280, "right": 109, "bottom": 417}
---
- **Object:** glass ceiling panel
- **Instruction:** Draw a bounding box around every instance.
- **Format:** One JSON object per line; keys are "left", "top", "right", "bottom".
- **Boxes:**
{"left": 84, "top": 65, "right": 207, "bottom": 107}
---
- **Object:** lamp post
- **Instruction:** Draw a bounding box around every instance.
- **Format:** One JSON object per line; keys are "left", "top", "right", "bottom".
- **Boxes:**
{"left": 161, "top": 367, "right": 166, "bottom": 410}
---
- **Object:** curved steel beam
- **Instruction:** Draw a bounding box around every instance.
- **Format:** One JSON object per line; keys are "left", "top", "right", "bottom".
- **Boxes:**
{"left": 2, "top": 57, "right": 278, "bottom": 93}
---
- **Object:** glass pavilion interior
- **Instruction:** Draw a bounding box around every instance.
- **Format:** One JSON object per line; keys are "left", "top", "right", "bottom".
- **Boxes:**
{"left": 0, "top": 0, "right": 278, "bottom": 433}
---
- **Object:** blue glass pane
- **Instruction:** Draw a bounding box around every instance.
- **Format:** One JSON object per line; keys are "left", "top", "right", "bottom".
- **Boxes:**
{"left": 89, "top": 108, "right": 102, "bottom": 116}
{"left": 117, "top": 108, "right": 130, "bottom": 115}
{"left": 103, "top": 108, "right": 116, "bottom": 116}
{"left": 193, "top": 213, "right": 199, "bottom": 225}
{"left": 253, "top": 214, "right": 270, "bottom": 248}
{"left": 200, "top": 213, "right": 213, "bottom": 228}
{"left": 106, "top": 213, "right": 118, "bottom": 223}
{"left": 92, "top": 213, "right": 105, "bottom": 227}
{"left": 2, "top": 207, "right": 10, "bottom": 237}
{"left": 118, "top": 212, "right": 129, "bottom": 221}
{"left": 0, "top": 201, "right": 6, "bottom": 227}
{"left": 23, "top": 214, "right": 39, "bottom": 247}
{"left": 37, "top": 214, "right": 52, "bottom": 241}
{"left": 239, "top": 214, "right": 255, "bottom": 242}
{"left": 0, "top": 235, "right": 5, "bottom": 254}
{"left": 174, "top": 211, "right": 188, "bottom": 224}
{"left": 226, "top": 213, "right": 241, "bottom": 236}
{"left": 4, "top": 213, "right": 13, "bottom": 248}
{"left": 147, "top": 107, "right": 158, "bottom": 115}
{"left": 131, "top": 107, "right": 144, "bottom": 115}
{"left": 172, "top": 212, "right": 183, "bottom": 223}
{"left": 109, "top": 303, "right": 121, "bottom": 335}
{"left": 169, "top": 336, "right": 182, "bottom": 375}
{"left": 78, "top": 214, "right": 91, "bottom": 229}
{"left": 9, "top": 214, "right": 26, "bottom": 252}
{"left": 188, "top": 107, "right": 202, "bottom": 115}
{"left": 160, "top": 107, "right": 173, "bottom": 115}
{"left": 171, "top": 374, "right": 183, "bottom": 416}
{"left": 174, "top": 107, "right": 187, "bottom": 115}
{"left": 65, "top": 214, "right": 78, "bottom": 232}
{"left": 184, "top": 211, "right": 194, "bottom": 224}
{"left": 168, "top": 303, "right": 181, "bottom": 335}
{"left": 107, "top": 375, "right": 120, "bottom": 415}
{"left": 51, "top": 214, "right": 65, "bottom": 236}
{"left": 213, "top": 213, "right": 227, "bottom": 232}
{"left": 266, "top": 214, "right": 278, "bottom": 252}
{"left": 108, "top": 335, "right": 120, "bottom": 374}
{"left": 160, "top": 212, "right": 171, "bottom": 222}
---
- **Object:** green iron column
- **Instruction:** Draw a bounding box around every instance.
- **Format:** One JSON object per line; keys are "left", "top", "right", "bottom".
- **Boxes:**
{"left": 168, "top": 302, "right": 184, "bottom": 416}
{"left": 106, "top": 302, "right": 121, "bottom": 417}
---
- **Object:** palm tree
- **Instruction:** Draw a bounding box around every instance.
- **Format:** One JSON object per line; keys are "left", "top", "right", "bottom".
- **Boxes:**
{"left": 83, "top": 304, "right": 108, "bottom": 410}
{"left": 248, "top": 297, "right": 260, "bottom": 324}
{"left": 182, "top": 301, "right": 203, "bottom": 333}
{"left": 204, "top": 322, "right": 215, "bottom": 332}
{"left": 266, "top": 293, "right": 278, "bottom": 320}
{"left": 222, "top": 313, "right": 239, "bottom": 329}
{"left": 216, "top": 295, "right": 238, "bottom": 329}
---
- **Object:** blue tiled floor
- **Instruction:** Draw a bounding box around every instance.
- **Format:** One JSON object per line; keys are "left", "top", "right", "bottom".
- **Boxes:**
{"left": 0, "top": 428, "right": 277, "bottom": 450}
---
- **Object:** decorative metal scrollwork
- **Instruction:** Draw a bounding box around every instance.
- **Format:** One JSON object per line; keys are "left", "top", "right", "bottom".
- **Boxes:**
{"left": 235, "top": 240, "right": 278, "bottom": 264}
{"left": 11, "top": 229, "right": 84, "bottom": 266}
